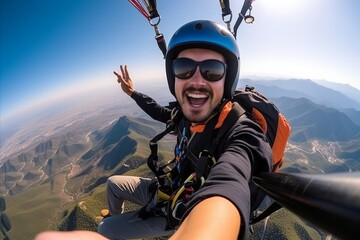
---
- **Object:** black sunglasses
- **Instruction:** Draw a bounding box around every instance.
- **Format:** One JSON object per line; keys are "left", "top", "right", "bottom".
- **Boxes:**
{"left": 172, "top": 58, "right": 226, "bottom": 82}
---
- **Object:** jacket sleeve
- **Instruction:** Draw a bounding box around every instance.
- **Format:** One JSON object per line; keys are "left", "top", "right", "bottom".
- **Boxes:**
{"left": 184, "top": 115, "right": 272, "bottom": 240}
{"left": 131, "top": 91, "right": 172, "bottom": 124}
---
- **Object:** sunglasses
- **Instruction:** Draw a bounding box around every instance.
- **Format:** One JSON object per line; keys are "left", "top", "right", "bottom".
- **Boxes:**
{"left": 172, "top": 58, "right": 226, "bottom": 82}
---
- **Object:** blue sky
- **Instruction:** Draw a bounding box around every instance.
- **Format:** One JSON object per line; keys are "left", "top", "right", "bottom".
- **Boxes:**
{"left": 1, "top": 0, "right": 360, "bottom": 121}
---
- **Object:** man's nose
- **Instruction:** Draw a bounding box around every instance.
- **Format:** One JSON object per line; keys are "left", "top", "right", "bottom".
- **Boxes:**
{"left": 190, "top": 67, "right": 206, "bottom": 85}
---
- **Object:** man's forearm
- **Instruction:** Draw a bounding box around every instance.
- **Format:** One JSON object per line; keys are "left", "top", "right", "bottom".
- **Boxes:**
{"left": 170, "top": 196, "right": 241, "bottom": 240}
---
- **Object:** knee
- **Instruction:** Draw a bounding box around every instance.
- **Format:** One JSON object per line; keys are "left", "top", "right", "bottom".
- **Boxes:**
{"left": 106, "top": 176, "right": 118, "bottom": 196}
{"left": 106, "top": 175, "right": 122, "bottom": 189}
{"left": 106, "top": 175, "right": 129, "bottom": 195}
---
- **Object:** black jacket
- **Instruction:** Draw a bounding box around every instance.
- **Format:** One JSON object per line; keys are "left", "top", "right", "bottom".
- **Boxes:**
{"left": 131, "top": 91, "right": 272, "bottom": 239}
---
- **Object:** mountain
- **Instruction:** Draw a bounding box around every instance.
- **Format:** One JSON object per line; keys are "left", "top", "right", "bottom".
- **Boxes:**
{"left": 313, "top": 79, "right": 360, "bottom": 104}
{"left": 239, "top": 78, "right": 360, "bottom": 111}
{"left": 238, "top": 78, "right": 360, "bottom": 127}
{"left": 338, "top": 108, "right": 360, "bottom": 126}
{"left": 0, "top": 115, "right": 173, "bottom": 239}
{"left": 274, "top": 97, "right": 360, "bottom": 142}
{"left": 0, "top": 116, "right": 167, "bottom": 196}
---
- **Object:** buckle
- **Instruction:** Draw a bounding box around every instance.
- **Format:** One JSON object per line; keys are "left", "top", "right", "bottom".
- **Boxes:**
{"left": 172, "top": 201, "right": 186, "bottom": 221}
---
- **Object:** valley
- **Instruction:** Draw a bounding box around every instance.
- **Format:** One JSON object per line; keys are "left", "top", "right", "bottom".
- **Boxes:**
{"left": 1, "top": 79, "right": 359, "bottom": 239}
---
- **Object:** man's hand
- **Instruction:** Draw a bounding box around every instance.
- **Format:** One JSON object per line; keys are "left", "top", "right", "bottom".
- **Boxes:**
{"left": 114, "top": 65, "right": 135, "bottom": 96}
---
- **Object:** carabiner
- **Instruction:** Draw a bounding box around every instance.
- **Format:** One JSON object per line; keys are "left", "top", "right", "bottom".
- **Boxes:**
{"left": 148, "top": 15, "right": 161, "bottom": 27}
{"left": 222, "top": 13, "right": 233, "bottom": 33}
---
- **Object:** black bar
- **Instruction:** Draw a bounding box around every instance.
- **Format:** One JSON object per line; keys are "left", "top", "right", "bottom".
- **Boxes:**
{"left": 252, "top": 172, "right": 360, "bottom": 240}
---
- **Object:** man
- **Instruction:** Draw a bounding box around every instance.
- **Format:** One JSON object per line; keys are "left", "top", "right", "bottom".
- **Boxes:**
{"left": 99, "top": 19, "right": 271, "bottom": 239}
{"left": 35, "top": 20, "right": 272, "bottom": 240}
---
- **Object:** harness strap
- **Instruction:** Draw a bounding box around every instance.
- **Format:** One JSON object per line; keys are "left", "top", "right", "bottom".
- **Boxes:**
{"left": 147, "top": 126, "right": 173, "bottom": 177}
{"left": 233, "top": 0, "right": 253, "bottom": 39}
{"left": 147, "top": 109, "right": 182, "bottom": 177}
{"left": 219, "top": 0, "right": 232, "bottom": 16}
{"left": 219, "top": 0, "right": 233, "bottom": 32}
{"left": 209, "top": 103, "right": 246, "bottom": 150}
{"left": 217, "top": 0, "right": 254, "bottom": 38}
{"left": 193, "top": 113, "right": 221, "bottom": 180}
{"left": 155, "top": 34, "right": 167, "bottom": 58}
{"left": 144, "top": 0, "right": 167, "bottom": 57}
{"left": 195, "top": 103, "right": 246, "bottom": 180}
{"left": 146, "top": 0, "right": 159, "bottom": 19}
{"left": 128, "top": 0, "right": 166, "bottom": 57}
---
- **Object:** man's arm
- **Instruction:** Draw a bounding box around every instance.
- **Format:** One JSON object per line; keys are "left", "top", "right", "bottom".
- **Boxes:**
{"left": 170, "top": 196, "right": 240, "bottom": 240}
{"left": 114, "top": 64, "right": 172, "bottom": 123}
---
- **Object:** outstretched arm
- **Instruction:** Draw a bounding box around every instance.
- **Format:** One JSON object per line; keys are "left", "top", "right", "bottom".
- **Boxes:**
{"left": 170, "top": 196, "right": 241, "bottom": 240}
{"left": 114, "top": 65, "right": 134, "bottom": 96}
{"left": 113, "top": 64, "right": 173, "bottom": 123}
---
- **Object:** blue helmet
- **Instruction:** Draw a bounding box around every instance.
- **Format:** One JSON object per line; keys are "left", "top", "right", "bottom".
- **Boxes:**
{"left": 165, "top": 20, "right": 240, "bottom": 99}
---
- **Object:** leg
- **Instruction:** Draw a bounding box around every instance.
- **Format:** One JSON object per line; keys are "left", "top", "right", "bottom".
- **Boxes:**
{"left": 106, "top": 175, "right": 155, "bottom": 215}
{"left": 98, "top": 211, "right": 173, "bottom": 240}
{"left": 100, "top": 176, "right": 173, "bottom": 239}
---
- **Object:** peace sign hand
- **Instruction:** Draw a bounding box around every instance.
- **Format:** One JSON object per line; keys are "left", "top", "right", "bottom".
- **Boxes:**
{"left": 113, "top": 65, "right": 135, "bottom": 96}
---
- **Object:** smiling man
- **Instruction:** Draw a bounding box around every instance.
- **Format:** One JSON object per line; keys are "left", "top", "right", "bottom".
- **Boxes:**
{"left": 94, "top": 20, "right": 273, "bottom": 240}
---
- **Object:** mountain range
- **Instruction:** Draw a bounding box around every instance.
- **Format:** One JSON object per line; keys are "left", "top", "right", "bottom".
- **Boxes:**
{"left": 1, "top": 78, "right": 359, "bottom": 239}
{"left": 240, "top": 78, "right": 360, "bottom": 111}
{"left": 276, "top": 97, "right": 360, "bottom": 142}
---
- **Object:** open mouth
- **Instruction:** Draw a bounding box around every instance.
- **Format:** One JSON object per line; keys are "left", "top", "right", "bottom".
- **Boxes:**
{"left": 186, "top": 92, "right": 209, "bottom": 107}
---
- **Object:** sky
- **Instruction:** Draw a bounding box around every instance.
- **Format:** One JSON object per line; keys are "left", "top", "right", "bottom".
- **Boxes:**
{"left": 1, "top": 0, "right": 360, "bottom": 122}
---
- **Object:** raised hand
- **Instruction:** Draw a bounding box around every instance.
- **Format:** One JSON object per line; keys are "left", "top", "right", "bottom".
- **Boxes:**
{"left": 113, "top": 65, "right": 135, "bottom": 96}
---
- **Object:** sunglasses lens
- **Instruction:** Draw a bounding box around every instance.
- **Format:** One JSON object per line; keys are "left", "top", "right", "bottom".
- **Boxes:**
{"left": 173, "top": 58, "right": 197, "bottom": 79}
{"left": 173, "top": 58, "right": 226, "bottom": 82}
{"left": 200, "top": 60, "right": 226, "bottom": 82}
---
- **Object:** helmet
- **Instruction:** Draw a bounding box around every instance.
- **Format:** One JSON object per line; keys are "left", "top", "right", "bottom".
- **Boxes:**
{"left": 165, "top": 20, "right": 240, "bottom": 99}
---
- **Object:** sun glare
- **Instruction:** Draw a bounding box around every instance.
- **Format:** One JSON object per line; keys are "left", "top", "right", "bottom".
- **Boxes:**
{"left": 256, "top": 0, "right": 311, "bottom": 16}
{"left": 260, "top": 0, "right": 305, "bottom": 10}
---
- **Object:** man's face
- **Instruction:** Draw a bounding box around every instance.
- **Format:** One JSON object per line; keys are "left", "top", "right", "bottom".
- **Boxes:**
{"left": 174, "top": 48, "right": 226, "bottom": 124}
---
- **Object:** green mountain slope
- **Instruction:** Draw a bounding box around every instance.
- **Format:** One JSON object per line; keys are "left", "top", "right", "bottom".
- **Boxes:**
{"left": 1, "top": 113, "right": 358, "bottom": 239}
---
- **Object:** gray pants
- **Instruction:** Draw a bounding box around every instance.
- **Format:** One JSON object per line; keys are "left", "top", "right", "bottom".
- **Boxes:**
{"left": 97, "top": 175, "right": 174, "bottom": 240}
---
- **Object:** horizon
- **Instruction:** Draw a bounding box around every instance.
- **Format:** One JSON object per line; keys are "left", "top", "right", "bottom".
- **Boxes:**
{"left": 1, "top": 77, "right": 360, "bottom": 165}
{"left": 1, "top": 76, "right": 359, "bottom": 125}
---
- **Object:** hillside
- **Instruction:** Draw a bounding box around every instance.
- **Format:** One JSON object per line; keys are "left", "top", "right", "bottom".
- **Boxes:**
{"left": 1, "top": 116, "right": 173, "bottom": 239}
{"left": 1, "top": 79, "right": 359, "bottom": 239}
{"left": 3, "top": 115, "right": 359, "bottom": 239}
{"left": 275, "top": 97, "right": 360, "bottom": 143}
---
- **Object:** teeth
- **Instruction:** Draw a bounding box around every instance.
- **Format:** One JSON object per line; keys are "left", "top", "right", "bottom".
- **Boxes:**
{"left": 187, "top": 93, "right": 208, "bottom": 98}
